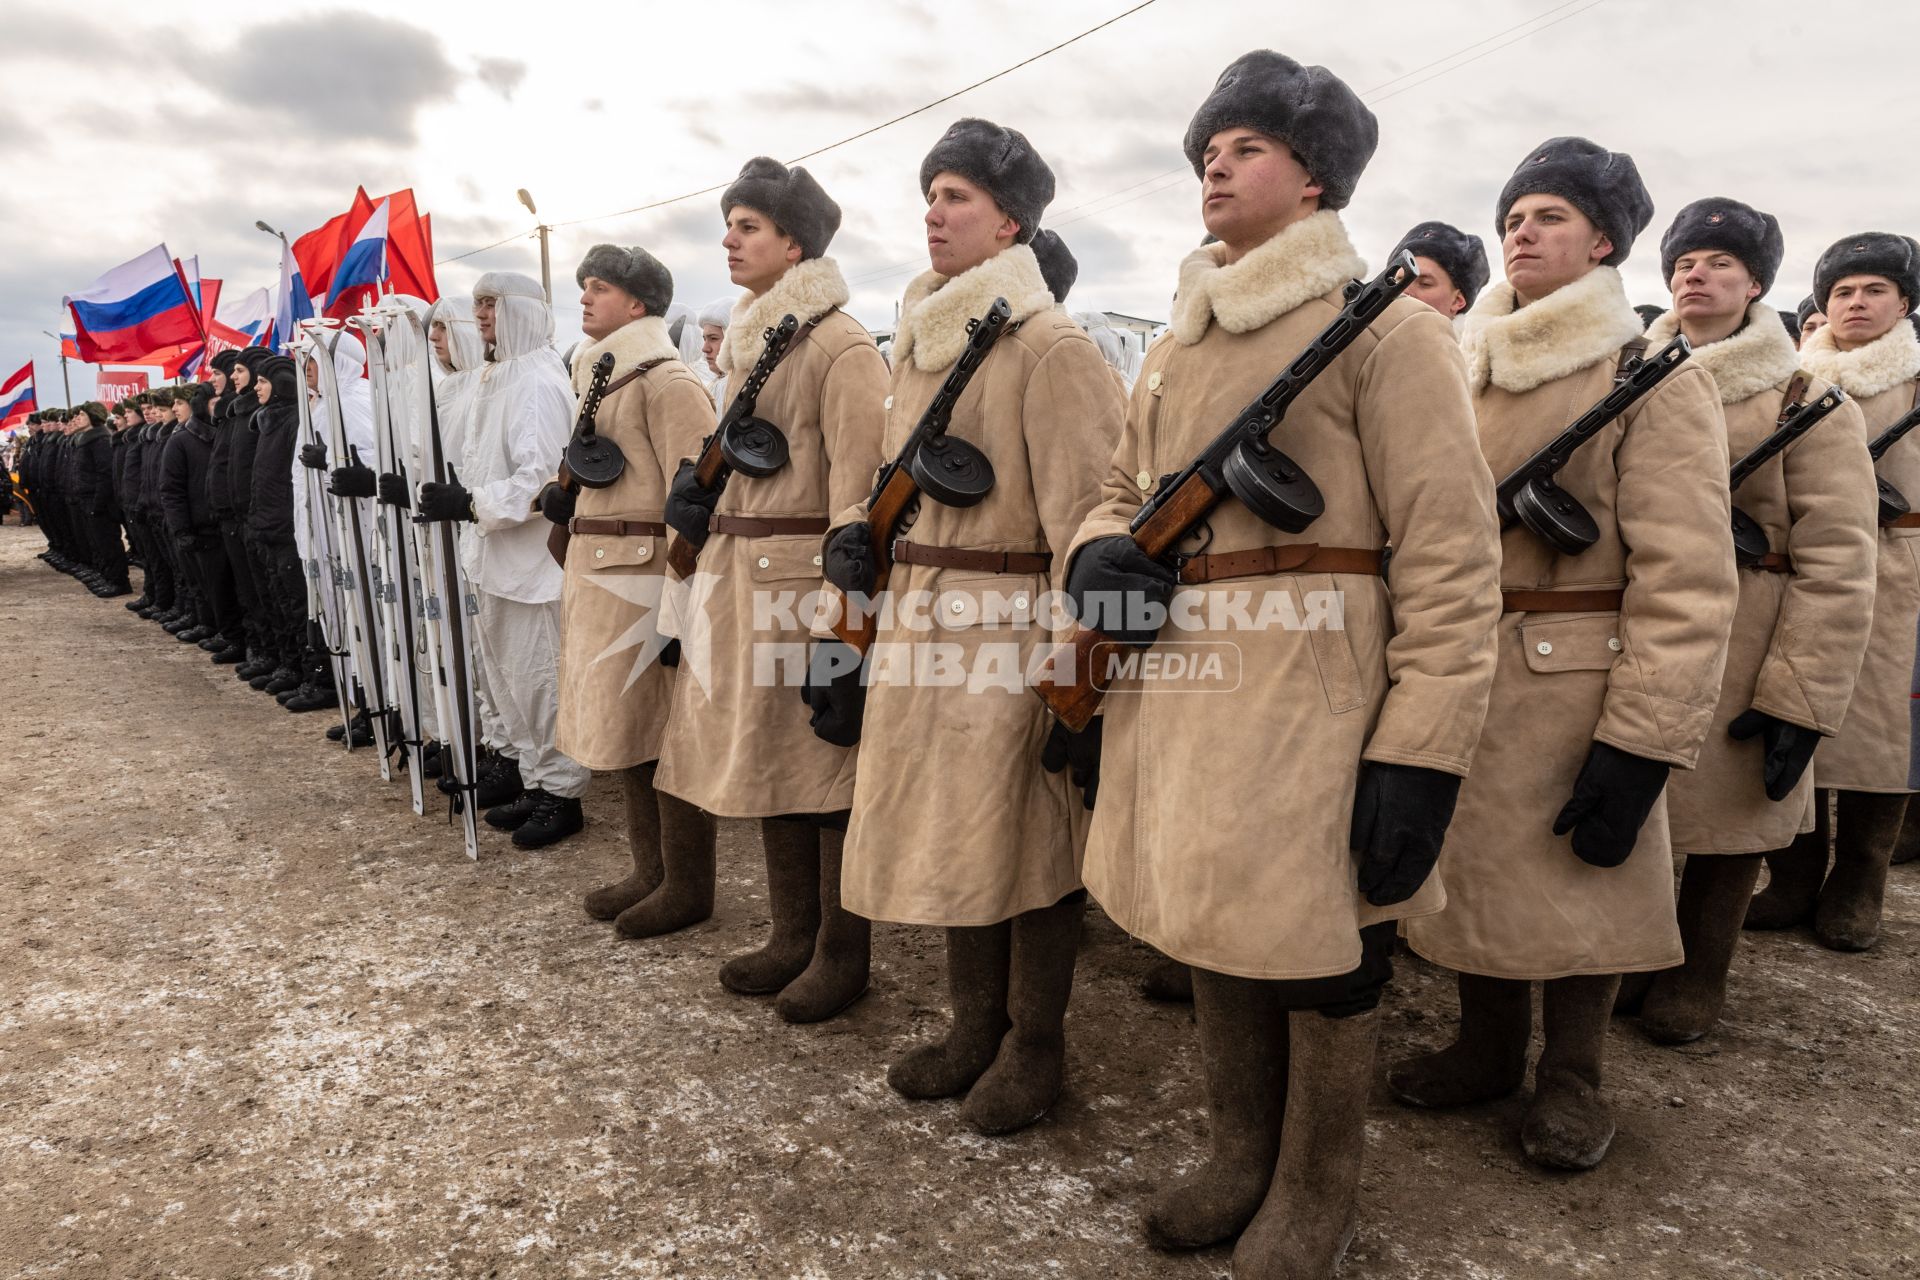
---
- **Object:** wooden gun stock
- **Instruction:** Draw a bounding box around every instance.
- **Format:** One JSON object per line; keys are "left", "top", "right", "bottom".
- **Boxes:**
{"left": 664, "top": 436, "right": 732, "bottom": 578}
{"left": 1031, "top": 475, "right": 1222, "bottom": 731}
{"left": 823, "top": 469, "right": 917, "bottom": 654}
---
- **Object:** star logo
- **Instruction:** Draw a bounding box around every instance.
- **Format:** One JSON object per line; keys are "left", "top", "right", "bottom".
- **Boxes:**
{"left": 582, "top": 569, "right": 724, "bottom": 696}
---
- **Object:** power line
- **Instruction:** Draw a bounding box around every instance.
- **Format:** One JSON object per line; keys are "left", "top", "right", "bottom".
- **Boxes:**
{"left": 430, "top": 0, "right": 1163, "bottom": 262}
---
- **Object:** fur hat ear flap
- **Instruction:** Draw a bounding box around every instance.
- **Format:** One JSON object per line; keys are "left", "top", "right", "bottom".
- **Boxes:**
{"left": 1393, "top": 220, "right": 1489, "bottom": 306}
{"left": 919, "top": 118, "right": 1056, "bottom": 244}
{"left": 1182, "top": 50, "right": 1377, "bottom": 211}
{"left": 573, "top": 245, "right": 674, "bottom": 318}
{"left": 1496, "top": 136, "right": 1653, "bottom": 267}
{"left": 1659, "top": 197, "right": 1784, "bottom": 294}
{"left": 1813, "top": 232, "right": 1920, "bottom": 311}
{"left": 1031, "top": 229, "right": 1078, "bottom": 304}
{"left": 721, "top": 157, "right": 843, "bottom": 260}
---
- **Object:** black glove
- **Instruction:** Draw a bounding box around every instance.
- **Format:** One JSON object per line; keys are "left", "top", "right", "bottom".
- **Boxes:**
{"left": 1350, "top": 761, "right": 1461, "bottom": 906}
{"left": 658, "top": 638, "right": 681, "bottom": 669}
{"left": 665, "top": 459, "right": 718, "bottom": 549}
{"left": 1041, "top": 717, "right": 1103, "bottom": 811}
{"left": 537, "top": 481, "right": 576, "bottom": 527}
{"left": 416, "top": 479, "right": 475, "bottom": 523}
{"left": 328, "top": 449, "right": 376, "bottom": 499}
{"left": 1065, "top": 535, "right": 1176, "bottom": 648}
{"left": 823, "top": 523, "right": 876, "bottom": 595}
{"left": 377, "top": 472, "right": 411, "bottom": 509}
{"left": 1727, "top": 708, "right": 1821, "bottom": 802}
{"left": 801, "top": 640, "right": 867, "bottom": 747}
{"left": 1551, "top": 741, "right": 1671, "bottom": 868}
{"left": 299, "top": 442, "right": 328, "bottom": 470}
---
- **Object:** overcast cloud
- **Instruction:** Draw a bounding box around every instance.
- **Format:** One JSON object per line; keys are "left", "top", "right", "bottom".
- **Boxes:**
{"left": 2, "top": 0, "right": 1913, "bottom": 401}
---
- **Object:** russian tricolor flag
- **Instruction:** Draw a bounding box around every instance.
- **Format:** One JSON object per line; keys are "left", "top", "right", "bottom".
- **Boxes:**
{"left": 63, "top": 245, "right": 203, "bottom": 364}
{"left": 324, "top": 199, "right": 390, "bottom": 319}
{"left": 221, "top": 286, "right": 276, "bottom": 346}
{"left": 275, "top": 239, "right": 315, "bottom": 354}
{"left": 1, "top": 362, "right": 36, "bottom": 428}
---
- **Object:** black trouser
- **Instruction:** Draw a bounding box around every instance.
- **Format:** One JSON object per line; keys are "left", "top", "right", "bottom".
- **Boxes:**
{"left": 137, "top": 513, "right": 176, "bottom": 608}
{"left": 219, "top": 519, "right": 265, "bottom": 650}
{"left": 1262, "top": 920, "right": 1397, "bottom": 1018}
{"left": 245, "top": 532, "right": 292, "bottom": 665}
{"left": 86, "top": 511, "right": 130, "bottom": 588}
{"left": 189, "top": 530, "right": 241, "bottom": 640}
{"left": 264, "top": 538, "right": 310, "bottom": 667}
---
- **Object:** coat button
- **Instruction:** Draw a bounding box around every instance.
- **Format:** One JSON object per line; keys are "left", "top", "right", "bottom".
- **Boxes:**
{"left": 594, "top": 548, "right": 605, "bottom": 560}
{"left": 884, "top": 396, "right": 894, "bottom": 411}
{"left": 1136, "top": 470, "right": 1153, "bottom": 491}
{"left": 757, "top": 556, "right": 771, "bottom": 569}
{"left": 1147, "top": 371, "right": 1162, "bottom": 391}
{"left": 1013, "top": 595, "right": 1028, "bottom": 610}
{"left": 1535, "top": 641, "right": 1553, "bottom": 655}
{"left": 950, "top": 600, "right": 965, "bottom": 614}
{"left": 812, "top": 555, "right": 823, "bottom": 566}
{"left": 637, "top": 546, "right": 650, "bottom": 561}
{"left": 1607, "top": 637, "right": 1622, "bottom": 651}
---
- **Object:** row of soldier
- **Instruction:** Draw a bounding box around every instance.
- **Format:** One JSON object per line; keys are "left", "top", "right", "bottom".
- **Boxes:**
{"left": 17, "top": 43, "right": 1920, "bottom": 1280}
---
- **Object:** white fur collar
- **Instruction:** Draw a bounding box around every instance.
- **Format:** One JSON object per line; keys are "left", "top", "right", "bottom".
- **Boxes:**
{"left": 571, "top": 315, "right": 678, "bottom": 395}
{"left": 893, "top": 244, "right": 1054, "bottom": 373}
{"left": 1800, "top": 317, "right": 1920, "bottom": 401}
{"left": 1461, "top": 266, "right": 1644, "bottom": 394}
{"left": 718, "top": 257, "right": 851, "bottom": 376}
{"left": 1645, "top": 301, "right": 1800, "bottom": 405}
{"left": 1170, "top": 210, "right": 1365, "bottom": 344}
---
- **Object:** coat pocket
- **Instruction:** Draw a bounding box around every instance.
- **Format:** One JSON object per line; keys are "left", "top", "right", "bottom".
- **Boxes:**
{"left": 929, "top": 571, "right": 1041, "bottom": 631}
{"left": 747, "top": 534, "right": 825, "bottom": 583}
{"left": 1305, "top": 577, "right": 1366, "bottom": 715}
{"left": 574, "top": 531, "right": 660, "bottom": 572}
{"left": 1519, "top": 613, "right": 1621, "bottom": 673}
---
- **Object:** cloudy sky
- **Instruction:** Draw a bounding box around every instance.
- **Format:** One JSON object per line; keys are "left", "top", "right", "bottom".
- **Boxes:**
{"left": 2, "top": 0, "right": 1914, "bottom": 403}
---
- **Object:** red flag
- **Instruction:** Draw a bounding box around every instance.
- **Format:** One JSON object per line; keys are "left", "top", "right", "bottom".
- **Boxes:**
{"left": 95, "top": 370, "right": 150, "bottom": 406}
{"left": 292, "top": 187, "right": 375, "bottom": 307}
{"left": 372, "top": 188, "right": 439, "bottom": 303}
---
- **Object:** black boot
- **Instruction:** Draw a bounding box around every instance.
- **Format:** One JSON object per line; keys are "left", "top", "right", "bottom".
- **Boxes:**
{"left": 486, "top": 789, "right": 541, "bottom": 831}
{"left": 889, "top": 923, "right": 1013, "bottom": 1101}
{"left": 720, "top": 819, "right": 823, "bottom": 996}
{"left": 1388, "top": 972, "right": 1531, "bottom": 1109}
{"left": 612, "top": 789, "right": 718, "bottom": 938}
{"left": 1522, "top": 974, "right": 1622, "bottom": 1171}
{"left": 962, "top": 892, "right": 1086, "bottom": 1135}
{"left": 1145, "top": 968, "right": 1287, "bottom": 1250}
{"left": 284, "top": 684, "right": 336, "bottom": 713}
{"left": 474, "top": 754, "right": 524, "bottom": 809}
{"left": 775, "top": 827, "right": 871, "bottom": 1024}
{"left": 512, "top": 790, "right": 585, "bottom": 849}
{"left": 1746, "top": 803, "right": 1829, "bottom": 930}
{"left": 586, "top": 763, "right": 665, "bottom": 919}
{"left": 1815, "top": 790, "right": 1906, "bottom": 951}
{"left": 263, "top": 666, "right": 303, "bottom": 695}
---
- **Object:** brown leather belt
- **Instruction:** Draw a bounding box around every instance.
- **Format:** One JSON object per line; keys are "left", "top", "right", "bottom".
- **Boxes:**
{"left": 1502, "top": 588, "right": 1623, "bottom": 613}
{"left": 1889, "top": 514, "right": 1920, "bottom": 529}
{"left": 1177, "top": 543, "right": 1383, "bottom": 585}
{"left": 891, "top": 538, "right": 1051, "bottom": 575}
{"left": 568, "top": 517, "right": 666, "bottom": 537}
{"left": 1749, "top": 553, "right": 1793, "bottom": 572}
{"left": 709, "top": 514, "right": 831, "bottom": 537}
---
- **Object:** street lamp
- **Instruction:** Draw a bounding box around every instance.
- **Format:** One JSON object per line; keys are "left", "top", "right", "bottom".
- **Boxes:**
{"left": 518, "top": 188, "right": 551, "bottom": 303}
{"left": 39, "top": 330, "right": 72, "bottom": 409}
{"left": 255, "top": 220, "right": 288, "bottom": 243}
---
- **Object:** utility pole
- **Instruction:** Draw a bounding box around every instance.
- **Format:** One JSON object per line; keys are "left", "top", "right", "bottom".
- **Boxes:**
{"left": 518, "top": 189, "right": 551, "bottom": 302}
{"left": 39, "top": 330, "right": 71, "bottom": 407}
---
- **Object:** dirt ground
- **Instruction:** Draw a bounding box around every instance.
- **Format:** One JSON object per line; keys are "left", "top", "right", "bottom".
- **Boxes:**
{"left": 0, "top": 521, "right": 1915, "bottom": 1280}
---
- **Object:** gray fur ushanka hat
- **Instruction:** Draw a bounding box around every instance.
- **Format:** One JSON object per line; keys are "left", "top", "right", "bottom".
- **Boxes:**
{"left": 1393, "top": 220, "right": 1489, "bottom": 306}
{"left": 721, "top": 157, "right": 842, "bottom": 260}
{"left": 1659, "top": 197, "right": 1784, "bottom": 293}
{"left": 575, "top": 244, "right": 673, "bottom": 317}
{"left": 1031, "top": 229, "right": 1078, "bottom": 303}
{"left": 919, "top": 118, "right": 1055, "bottom": 243}
{"left": 1496, "top": 136, "right": 1653, "bottom": 267}
{"left": 1181, "top": 50, "right": 1378, "bottom": 211}
{"left": 1812, "top": 231, "right": 1920, "bottom": 309}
